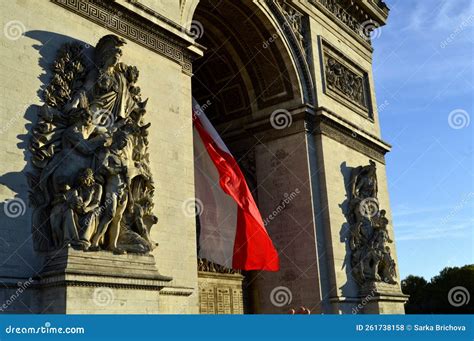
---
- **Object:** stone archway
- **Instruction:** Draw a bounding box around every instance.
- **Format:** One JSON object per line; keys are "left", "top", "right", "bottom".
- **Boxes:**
{"left": 190, "top": 0, "right": 323, "bottom": 314}
{"left": 191, "top": 1, "right": 306, "bottom": 124}
{"left": 190, "top": 0, "right": 316, "bottom": 192}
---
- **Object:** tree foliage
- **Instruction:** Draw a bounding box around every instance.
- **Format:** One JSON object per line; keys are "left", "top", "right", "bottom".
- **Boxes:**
{"left": 402, "top": 264, "right": 473, "bottom": 314}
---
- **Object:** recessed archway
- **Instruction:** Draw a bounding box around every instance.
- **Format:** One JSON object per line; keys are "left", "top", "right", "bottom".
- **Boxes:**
{"left": 190, "top": 0, "right": 306, "bottom": 134}
{"left": 190, "top": 0, "right": 317, "bottom": 314}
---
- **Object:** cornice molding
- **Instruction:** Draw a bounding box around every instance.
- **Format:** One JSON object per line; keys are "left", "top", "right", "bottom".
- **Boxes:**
{"left": 123, "top": 0, "right": 188, "bottom": 34}
{"left": 159, "top": 287, "right": 194, "bottom": 296}
{"left": 38, "top": 274, "right": 170, "bottom": 290}
{"left": 309, "top": 107, "right": 389, "bottom": 163}
{"left": 308, "top": 0, "right": 385, "bottom": 46}
{"left": 315, "top": 106, "right": 390, "bottom": 149}
{"left": 51, "top": 0, "right": 197, "bottom": 75}
{"left": 217, "top": 104, "right": 389, "bottom": 164}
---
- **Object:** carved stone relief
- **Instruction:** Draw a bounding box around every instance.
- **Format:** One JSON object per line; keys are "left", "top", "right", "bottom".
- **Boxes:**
{"left": 266, "top": 0, "right": 315, "bottom": 105}
{"left": 347, "top": 161, "right": 397, "bottom": 286}
{"left": 325, "top": 56, "right": 366, "bottom": 108}
{"left": 275, "top": 0, "right": 305, "bottom": 50}
{"left": 28, "top": 35, "right": 158, "bottom": 255}
{"left": 198, "top": 258, "right": 241, "bottom": 275}
{"left": 322, "top": 41, "right": 371, "bottom": 116}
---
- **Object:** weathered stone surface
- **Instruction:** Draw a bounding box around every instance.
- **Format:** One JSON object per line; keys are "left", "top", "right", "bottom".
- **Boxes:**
{"left": 198, "top": 271, "right": 244, "bottom": 314}
{"left": 358, "top": 281, "right": 409, "bottom": 314}
{"left": 37, "top": 248, "right": 172, "bottom": 314}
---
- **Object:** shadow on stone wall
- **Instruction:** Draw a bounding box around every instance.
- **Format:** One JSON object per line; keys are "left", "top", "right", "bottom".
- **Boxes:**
{"left": 0, "top": 103, "right": 38, "bottom": 279}
{"left": 0, "top": 31, "right": 90, "bottom": 279}
{"left": 338, "top": 161, "right": 359, "bottom": 305}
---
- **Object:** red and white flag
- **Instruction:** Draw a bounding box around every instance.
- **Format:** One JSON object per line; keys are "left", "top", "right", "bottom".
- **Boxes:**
{"left": 192, "top": 99, "right": 279, "bottom": 271}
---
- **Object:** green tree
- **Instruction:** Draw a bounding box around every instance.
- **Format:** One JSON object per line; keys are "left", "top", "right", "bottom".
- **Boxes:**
{"left": 401, "top": 275, "right": 428, "bottom": 314}
{"left": 402, "top": 264, "right": 473, "bottom": 314}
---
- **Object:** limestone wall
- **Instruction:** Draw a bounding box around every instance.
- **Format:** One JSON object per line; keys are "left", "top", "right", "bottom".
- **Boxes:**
{"left": 0, "top": 0, "right": 198, "bottom": 313}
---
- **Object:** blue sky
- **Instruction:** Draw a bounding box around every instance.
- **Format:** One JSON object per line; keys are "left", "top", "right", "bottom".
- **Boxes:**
{"left": 372, "top": 0, "right": 474, "bottom": 280}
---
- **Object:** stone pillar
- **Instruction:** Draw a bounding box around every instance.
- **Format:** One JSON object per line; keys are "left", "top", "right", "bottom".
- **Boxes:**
{"left": 241, "top": 110, "right": 324, "bottom": 314}
{"left": 285, "top": 0, "right": 410, "bottom": 314}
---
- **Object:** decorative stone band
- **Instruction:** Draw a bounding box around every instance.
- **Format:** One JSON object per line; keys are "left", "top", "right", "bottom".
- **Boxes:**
{"left": 51, "top": 0, "right": 196, "bottom": 75}
{"left": 198, "top": 258, "right": 241, "bottom": 275}
{"left": 309, "top": 0, "right": 377, "bottom": 46}
{"left": 159, "top": 287, "right": 195, "bottom": 297}
{"left": 123, "top": 0, "right": 188, "bottom": 34}
{"left": 274, "top": 0, "right": 305, "bottom": 50}
{"left": 38, "top": 273, "right": 171, "bottom": 290}
{"left": 234, "top": 105, "right": 389, "bottom": 164}
{"left": 311, "top": 107, "right": 390, "bottom": 164}
{"left": 37, "top": 249, "right": 172, "bottom": 290}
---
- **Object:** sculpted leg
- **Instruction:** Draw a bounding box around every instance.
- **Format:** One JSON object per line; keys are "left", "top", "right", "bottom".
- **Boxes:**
{"left": 78, "top": 212, "right": 97, "bottom": 249}
{"left": 106, "top": 196, "right": 128, "bottom": 252}
{"left": 90, "top": 196, "right": 117, "bottom": 248}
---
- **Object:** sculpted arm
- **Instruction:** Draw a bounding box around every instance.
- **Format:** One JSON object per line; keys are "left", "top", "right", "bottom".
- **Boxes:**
{"left": 83, "top": 185, "right": 103, "bottom": 213}
{"left": 66, "top": 128, "right": 106, "bottom": 155}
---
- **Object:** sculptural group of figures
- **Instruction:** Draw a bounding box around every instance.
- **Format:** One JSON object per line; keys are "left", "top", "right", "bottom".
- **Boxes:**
{"left": 197, "top": 258, "right": 240, "bottom": 275}
{"left": 348, "top": 161, "right": 397, "bottom": 285}
{"left": 325, "top": 56, "right": 365, "bottom": 108}
{"left": 28, "top": 35, "right": 158, "bottom": 254}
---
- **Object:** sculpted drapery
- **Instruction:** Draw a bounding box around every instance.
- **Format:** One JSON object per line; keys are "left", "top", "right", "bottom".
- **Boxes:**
{"left": 28, "top": 35, "right": 157, "bottom": 254}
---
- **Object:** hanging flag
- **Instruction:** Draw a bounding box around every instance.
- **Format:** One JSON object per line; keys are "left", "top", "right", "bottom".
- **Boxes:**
{"left": 192, "top": 99, "right": 279, "bottom": 271}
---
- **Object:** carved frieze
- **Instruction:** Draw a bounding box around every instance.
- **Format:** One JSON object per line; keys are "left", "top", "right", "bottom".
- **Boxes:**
{"left": 314, "top": 0, "right": 360, "bottom": 33}
{"left": 198, "top": 258, "right": 241, "bottom": 275}
{"left": 51, "top": 0, "right": 194, "bottom": 74}
{"left": 322, "top": 41, "right": 372, "bottom": 116}
{"left": 325, "top": 56, "right": 366, "bottom": 108}
{"left": 309, "top": 0, "right": 382, "bottom": 44}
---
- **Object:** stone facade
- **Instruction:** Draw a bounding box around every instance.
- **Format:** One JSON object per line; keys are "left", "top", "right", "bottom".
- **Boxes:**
{"left": 0, "top": 0, "right": 406, "bottom": 314}
{"left": 0, "top": 0, "right": 199, "bottom": 314}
